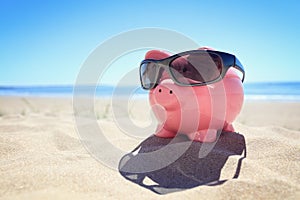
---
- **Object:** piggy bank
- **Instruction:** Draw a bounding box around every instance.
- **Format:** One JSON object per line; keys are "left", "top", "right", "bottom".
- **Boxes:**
{"left": 142, "top": 47, "right": 244, "bottom": 142}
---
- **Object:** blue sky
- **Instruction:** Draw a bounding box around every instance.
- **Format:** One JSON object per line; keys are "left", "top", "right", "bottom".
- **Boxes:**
{"left": 0, "top": 0, "right": 299, "bottom": 85}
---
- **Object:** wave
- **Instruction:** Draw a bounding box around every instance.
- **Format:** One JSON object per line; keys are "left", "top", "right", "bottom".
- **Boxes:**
{"left": 0, "top": 82, "right": 300, "bottom": 101}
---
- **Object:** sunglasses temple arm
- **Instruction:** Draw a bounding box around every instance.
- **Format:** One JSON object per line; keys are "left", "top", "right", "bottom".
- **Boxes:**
{"left": 234, "top": 57, "right": 245, "bottom": 83}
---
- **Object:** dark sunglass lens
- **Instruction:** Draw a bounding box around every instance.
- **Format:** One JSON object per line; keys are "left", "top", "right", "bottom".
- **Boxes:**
{"left": 140, "top": 62, "right": 157, "bottom": 89}
{"left": 170, "top": 52, "right": 222, "bottom": 84}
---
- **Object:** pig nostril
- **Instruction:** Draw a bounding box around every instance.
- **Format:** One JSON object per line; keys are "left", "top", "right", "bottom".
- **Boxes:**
{"left": 169, "top": 90, "right": 173, "bottom": 94}
{"left": 158, "top": 89, "right": 162, "bottom": 93}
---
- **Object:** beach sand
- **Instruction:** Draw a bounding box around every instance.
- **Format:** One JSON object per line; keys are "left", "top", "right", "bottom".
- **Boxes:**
{"left": 0, "top": 96, "right": 299, "bottom": 199}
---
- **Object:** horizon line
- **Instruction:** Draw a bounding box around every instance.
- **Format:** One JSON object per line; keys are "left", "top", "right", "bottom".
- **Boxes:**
{"left": 0, "top": 81, "right": 300, "bottom": 87}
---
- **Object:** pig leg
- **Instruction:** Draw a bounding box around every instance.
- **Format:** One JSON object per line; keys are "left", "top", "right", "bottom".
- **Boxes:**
{"left": 187, "top": 129, "right": 217, "bottom": 142}
{"left": 155, "top": 127, "right": 177, "bottom": 138}
{"left": 223, "top": 123, "right": 235, "bottom": 132}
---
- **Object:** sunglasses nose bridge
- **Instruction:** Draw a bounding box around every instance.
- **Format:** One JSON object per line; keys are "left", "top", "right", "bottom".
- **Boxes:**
{"left": 156, "top": 64, "right": 174, "bottom": 82}
{"left": 160, "top": 70, "right": 172, "bottom": 81}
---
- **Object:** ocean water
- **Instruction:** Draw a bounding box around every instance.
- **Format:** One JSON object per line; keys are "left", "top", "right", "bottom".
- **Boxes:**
{"left": 243, "top": 82, "right": 300, "bottom": 101}
{"left": 0, "top": 82, "right": 300, "bottom": 101}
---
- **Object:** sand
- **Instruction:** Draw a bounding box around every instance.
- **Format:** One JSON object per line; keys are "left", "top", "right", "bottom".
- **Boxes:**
{"left": 0, "top": 96, "right": 299, "bottom": 199}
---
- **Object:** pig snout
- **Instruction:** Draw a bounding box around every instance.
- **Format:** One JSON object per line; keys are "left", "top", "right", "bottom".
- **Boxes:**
{"left": 150, "top": 78, "right": 198, "bottom": 110}
{"left": 152, "top": 82, "right": 177, "bottom": 108}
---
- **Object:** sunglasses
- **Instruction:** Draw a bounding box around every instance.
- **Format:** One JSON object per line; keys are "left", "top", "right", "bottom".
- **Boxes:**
{"left": 139, "top": 50, "right": 245, "bottom": 90}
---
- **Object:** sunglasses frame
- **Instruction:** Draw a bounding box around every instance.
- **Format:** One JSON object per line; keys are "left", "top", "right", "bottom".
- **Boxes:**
{"left": 139, "top": 50, "right": 245, "bottom": 90}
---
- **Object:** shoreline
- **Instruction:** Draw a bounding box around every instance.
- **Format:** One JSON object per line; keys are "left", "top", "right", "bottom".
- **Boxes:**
{"left": 2, "top": 94, "right": 300, "bottom": 102}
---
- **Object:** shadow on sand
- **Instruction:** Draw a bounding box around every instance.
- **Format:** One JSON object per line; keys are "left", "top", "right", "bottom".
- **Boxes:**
{"left": 119, "top": 131, "right": 246, "bottom": 194}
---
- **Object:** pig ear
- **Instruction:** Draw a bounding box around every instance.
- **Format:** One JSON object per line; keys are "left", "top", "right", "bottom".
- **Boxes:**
{"left": 145, "top": 50, "right": 172, "bottom": 60}
{"left": 198, "top": 46, "right": 215, "bottom": 51}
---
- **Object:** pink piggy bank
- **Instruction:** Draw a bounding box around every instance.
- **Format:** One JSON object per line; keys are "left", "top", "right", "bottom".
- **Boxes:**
{"left": 140, "top": 47, "right": 245, "bottom": 142}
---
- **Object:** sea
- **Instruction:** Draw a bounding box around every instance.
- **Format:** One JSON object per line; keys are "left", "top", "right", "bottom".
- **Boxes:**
{"left": 0, "top": 82, "right": 300, "bottom": 101}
